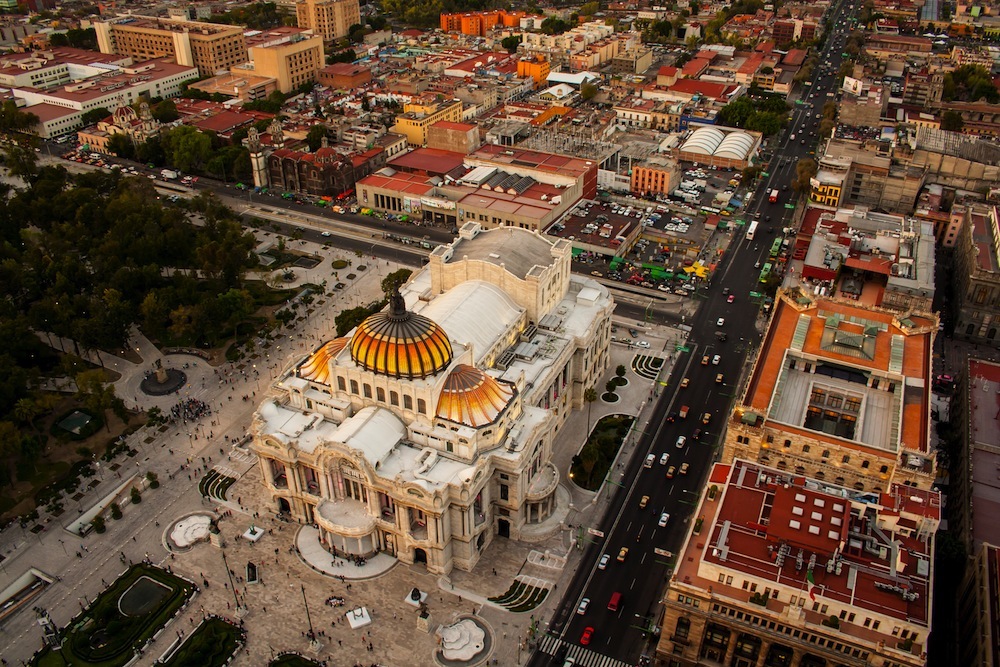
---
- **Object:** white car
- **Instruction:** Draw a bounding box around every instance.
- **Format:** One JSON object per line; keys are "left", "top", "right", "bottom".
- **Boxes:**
{"left": 644, "top": 454, "right": 655, "bottom": 468}
{"left": 658, "top": 512, "right": 670, "bottom": 527}
{"left": 598, "top": 554, "right": 610, "bottom": 569}
{"left": 712, "top": 355, "right": 721, "bottom": 365}
{"left": 321, "top": 231, "right": 332, "bottom": 237}
{"left": 577, "top": 598, "right": 590, "bottom": 615}
{"left": 659, "top": 452, "right": 670, "bottom": 465}
{"left": 717, "top": 318, "right": 725, "bottom": 327}
{"left": 637, "top": 341, "right": 650, "bottom": 348}
{"left": 676, "top": 435, "right": 687, "bottom": 449}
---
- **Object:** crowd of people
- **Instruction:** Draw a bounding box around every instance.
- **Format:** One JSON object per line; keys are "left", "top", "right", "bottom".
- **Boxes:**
{"left": 169, "top": 398, "right": 211, "bottom": 422}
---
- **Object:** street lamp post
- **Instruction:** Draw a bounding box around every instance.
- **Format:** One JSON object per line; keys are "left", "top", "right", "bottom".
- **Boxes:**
{"left": 220, "top": 549, "right": 244, "bottom": 616}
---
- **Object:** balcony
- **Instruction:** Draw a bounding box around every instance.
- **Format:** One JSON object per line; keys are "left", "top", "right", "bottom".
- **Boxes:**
{"left": 526, "top": 461, "right": 559, "bottom": 501}
{"left": 273, "top": 473, "right": 288, "bottom": 489}
{"left": 408, "top": 519, "right": 427, "bottom": 541}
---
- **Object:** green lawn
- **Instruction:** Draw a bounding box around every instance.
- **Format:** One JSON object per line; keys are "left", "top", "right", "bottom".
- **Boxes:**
{"left": 31, "top": 564, "right": 195, "bottom": 667}
{"left": 161, "top": 617, "right": 244, "bottom": 667}
{"left": 570, "top": 414, "right": 635, "bottom": 490}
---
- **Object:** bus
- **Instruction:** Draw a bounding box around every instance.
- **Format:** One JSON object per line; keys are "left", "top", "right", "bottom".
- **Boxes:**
{"left": 759, "top": 263, "right": 772, "bottom": 283}
{"left": 769, "top": 238, "right": 782, "bottom": 259}
{"left": 746, "top": 220, "right": 759, "bottom": 240}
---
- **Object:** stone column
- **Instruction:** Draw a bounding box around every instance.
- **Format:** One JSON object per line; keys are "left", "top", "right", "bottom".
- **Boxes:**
{"left": 261, "top": 458, "right": 275, "bottom": 487}
{"left": 319, "top": 468, "right": 330, "bottom": 500}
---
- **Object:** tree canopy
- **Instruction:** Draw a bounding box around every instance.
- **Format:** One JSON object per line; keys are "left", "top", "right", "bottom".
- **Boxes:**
{"left": 942, "top": 65, "right": 999, "bottom": 104}
{"left": 717, "top": 95, "right": 789, "bottom": 136}
{"left": 210, "top": 2, "right": 286, "bottom": 29}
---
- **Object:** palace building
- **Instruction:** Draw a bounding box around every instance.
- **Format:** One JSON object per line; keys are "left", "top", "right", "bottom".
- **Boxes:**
{"left": 250, "top": 223, "right": 613, "bottom": 573}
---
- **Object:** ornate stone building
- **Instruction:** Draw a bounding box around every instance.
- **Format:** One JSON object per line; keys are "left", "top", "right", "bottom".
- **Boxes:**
{"left": 251, "top": 223, "right": 614, "bottom": 574}
{"left": 721, "top": 287, "right": 939, "bottom": 494}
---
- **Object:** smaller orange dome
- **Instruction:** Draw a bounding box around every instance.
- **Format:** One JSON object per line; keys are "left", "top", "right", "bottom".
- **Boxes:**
{"left": 436, "top": 365, "right": 514, "bottom": 428}
{"left": 298, "top": 337, "right": 349, "bottom": 384}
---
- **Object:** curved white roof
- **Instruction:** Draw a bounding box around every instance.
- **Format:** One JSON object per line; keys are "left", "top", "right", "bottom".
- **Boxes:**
{"left": 715, "top": 131, "right": 755, "bottom": 160}
{"left": 680, "top": 126, "right": 725, "bottom": 155}
{"left": 417, "top": 281, "right": 525, "bottom": 365}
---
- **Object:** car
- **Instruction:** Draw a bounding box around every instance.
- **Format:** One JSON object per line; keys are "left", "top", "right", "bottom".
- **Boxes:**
{"left": 629, "top": 329, "right": 639, "bottom": 337}
{"left": 716, "top": 373, "right": 724, "bottom": 384}
{"left": 679, "top": 462, "right": 690, "bottom": 476}
{"left": 581, "top": 626, "right": 595, "bottom": 645}
{"left": 577, "top": 598, "right": 590, "bottom": 615}
{"left": 659, "top": 452, "right": 670, "bottom": 466}
{"left": 667, "top": 411, "right": 677, "bottom": 422}
{"left": 727, "top": 294, "right": 735, "bottom": 303}
{"left": 598, "top": 554, "right": 610, "bottom": 570}
{"left": 693, "top": 428, "right": 702, "bottom": 440}
{"left": 666, "top": 465, "right": 676, "bottom": 479}
{"left": 717, "top": 318, "right": 725, "bottom": 327}
{"left": 658, "top": 512, "right": 670, "bottom": 527}
{"left": 617, "top": 547, "right": 629, "bottom": 562}
{"left": 680, "top": 377, "right": 690, "bottom": 388}
{"left": 702, "top": 412, "right": 712, "bottom": 424}
{"left": 712, "top": 355, "right": 721, "bottom": 365}
{"left": 755, "top": 261, "right": 761, "bottom": 269}
{"left": 639, "top": 495, "right": 650, "bottom": 509}
{"left": 702, "top": 355, "right": 710, "bottom": 365}
{"left": 676, "top": 435, "right": 687, "bottom": 448}
{"left": 644, "top": 454, "right": 655, "bottom": 468}
{"left": 637, "top": 341, "right": 650, "bottom": 348}
{"left": 321, "top": 231, "right": 332, "bottom": 237}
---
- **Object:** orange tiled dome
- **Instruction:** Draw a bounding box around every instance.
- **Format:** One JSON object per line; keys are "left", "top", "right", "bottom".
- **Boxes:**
{"left": 298, "top": 337, "right": 350, "bottom": 384}
{"left": 436, "top": 364, "right": 514, "bottom": 428}
{"left": 350, "top": 291, "right": 453, "bottom": 379}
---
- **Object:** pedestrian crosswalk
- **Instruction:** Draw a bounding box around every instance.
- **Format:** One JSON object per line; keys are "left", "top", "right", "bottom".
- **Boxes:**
{"left": 535, "top": 634, "right": 634, "bottom": 667}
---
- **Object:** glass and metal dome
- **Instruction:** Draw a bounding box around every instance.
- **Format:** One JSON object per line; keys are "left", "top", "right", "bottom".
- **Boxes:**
{"left": 436, "top": 365, "right": 515, "bottom": 428}
{"left": 350, "top": 290, "right": 453, "bottom": 379}
{"left": 298, "top": 337, "right": 350, "bottom": 385}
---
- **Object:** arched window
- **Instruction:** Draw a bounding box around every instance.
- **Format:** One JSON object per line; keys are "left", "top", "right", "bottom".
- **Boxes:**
{"left": 390, "top": 391, "right": 399, "bottom": 406}
{"left": 417, "top": 398, "right": 426, "bottom": 414}
{"left": 350, "top": 380, "right": 359, "bottom": 394}
{"left": 337, "top": 377, "right": 346, "bottom": 391}
{"left": 376, "top": 387, "right": 385, "bottom": 402}
{"left": 404, "top": 395, "right": 413, "bottom": 410}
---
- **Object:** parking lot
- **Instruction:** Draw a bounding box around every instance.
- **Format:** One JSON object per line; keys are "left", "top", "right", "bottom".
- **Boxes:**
{"left": 550, "top": 164, "right": 753, "bottom": 296}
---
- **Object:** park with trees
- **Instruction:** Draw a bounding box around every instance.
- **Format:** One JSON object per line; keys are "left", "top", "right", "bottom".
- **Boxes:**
{"left": 0, "top": 158, "right": 307, "bottom": 524}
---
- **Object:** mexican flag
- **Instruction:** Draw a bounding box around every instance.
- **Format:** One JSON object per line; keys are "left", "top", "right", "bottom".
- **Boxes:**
{"left": 807, "top": 570, "right": 817, "bottom": 601}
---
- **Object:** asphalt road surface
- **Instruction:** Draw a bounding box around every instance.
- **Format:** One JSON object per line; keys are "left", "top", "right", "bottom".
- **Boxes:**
{"left": 530, "top": 1, "right": 860, "bottom": 664}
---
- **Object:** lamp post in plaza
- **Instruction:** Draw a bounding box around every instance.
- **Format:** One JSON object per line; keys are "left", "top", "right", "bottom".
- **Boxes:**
{"left": 220, "top": 549, "right": 245, "bottom": 617}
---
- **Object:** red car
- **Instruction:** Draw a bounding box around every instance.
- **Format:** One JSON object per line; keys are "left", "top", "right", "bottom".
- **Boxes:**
{"left": 581, "top": 626, "right": 595, "bottom": 645}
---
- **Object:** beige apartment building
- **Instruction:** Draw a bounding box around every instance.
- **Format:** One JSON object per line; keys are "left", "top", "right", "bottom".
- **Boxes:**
{"left": 250, "top": 32, "right": 325, "bottom": 94}
{"left": 295, "top": 0, "right": 360, "bottom": 42}
{"left": 94, "top": 17, "right": 247, "bottom": 77}
{"left": 390, "top": 98, "right": 464, "bottom": 147}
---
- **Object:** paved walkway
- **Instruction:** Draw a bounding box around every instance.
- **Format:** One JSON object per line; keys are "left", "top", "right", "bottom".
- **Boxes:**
{"left": 0, "top": 224, "right": 688, "bottom": 666}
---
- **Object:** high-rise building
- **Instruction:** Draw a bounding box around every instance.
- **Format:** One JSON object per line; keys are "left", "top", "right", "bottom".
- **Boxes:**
{"left": 94, "top": 17, "right": 247, "bottom": 77}
{"left": 295, "top": 0, "right": 360, "bottom": 42}
{"left": 656, "top": 458, "right": 939, "bottom": 667}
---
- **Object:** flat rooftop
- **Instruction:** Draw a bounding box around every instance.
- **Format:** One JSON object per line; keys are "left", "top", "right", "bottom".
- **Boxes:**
{"left": 109, "top": 16, "right": 243, "bottom": 36}
{"left": 967, "top": 359, "right": 1000, "bottom": 548}
{"left": 471, "top": 143, "right": 594, "bottom": 180}
{"left": 0, "top": 47, "right": 128, "bottom": 75}
{"left": 443, "top": 224, "right": 558, "bottom": 280}
{"left": 675, "top": 460, "right": 938, "bottom": 635}
{"left": 969, "top": 208, "right": 998, "bottom": 274}
{"left": 18, "top": 59, "right": 197, "bottom": 103}
{"left": 742, "top": 288, "right": 933, "bottom": 455}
